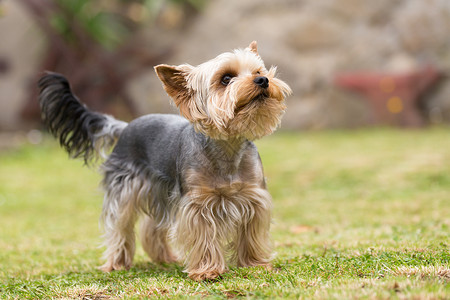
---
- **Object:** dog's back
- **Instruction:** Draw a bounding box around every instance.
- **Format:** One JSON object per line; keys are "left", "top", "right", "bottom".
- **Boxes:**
{"left": 110, "top": 114, "right": 189, "bottom": 174}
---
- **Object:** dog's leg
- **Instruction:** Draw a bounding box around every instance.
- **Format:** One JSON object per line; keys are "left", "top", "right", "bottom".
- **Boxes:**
{"left": 99, "top": 171, "right": 140, "bottom": 272}
{"left": 140, "top": 215, "right": 177, "bottom": 264}
{"left": 100, "top": 200, "right": 137, "bottom": 271}
{"left": 175, "top": 194, "right": 227, "bottom": 281}
{"left": 235, "top": 190, "right": 273, "bottom": 268}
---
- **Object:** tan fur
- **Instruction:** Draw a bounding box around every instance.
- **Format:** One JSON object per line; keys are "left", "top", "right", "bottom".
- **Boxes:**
{"left": 171, "top": 167, "right": 272, "bottom": 280}
{"left": 154, "top": 64, "right": 199, "bottom": 123}
{"left": 100, "top": 177, "right": 140, "bottom": 271}
{"left": 248, "top": 41, "right": 258, "bottom": 54}
{"left": 140, "top": 216, "right": 177, "bottom": 264}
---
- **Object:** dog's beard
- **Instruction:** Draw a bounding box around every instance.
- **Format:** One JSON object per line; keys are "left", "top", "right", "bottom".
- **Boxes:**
{"left": 234, "top": 90, "right": 269, "bottom": 114}
{"left": 227, "top": 95, "right": 286, "bottom": 140}
{"left": 190, "top": 99, "right": 285, "bottom": 140}
{"left": 194, "top": 90, "right": 286, "bottom": 141}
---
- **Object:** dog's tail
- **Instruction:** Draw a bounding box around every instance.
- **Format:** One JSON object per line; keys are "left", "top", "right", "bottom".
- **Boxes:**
{"left": 38, "top": 72, "right": 128, "bottom": 165}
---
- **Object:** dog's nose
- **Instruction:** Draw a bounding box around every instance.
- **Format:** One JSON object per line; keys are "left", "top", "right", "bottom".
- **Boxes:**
{"left": 253, "top": 76, "right": 269, "bottom": 89}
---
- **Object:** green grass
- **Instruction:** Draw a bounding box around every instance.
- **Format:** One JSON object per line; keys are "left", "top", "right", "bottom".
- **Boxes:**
{"left": 0, "top": 128, "right": 449, "bottom": 299}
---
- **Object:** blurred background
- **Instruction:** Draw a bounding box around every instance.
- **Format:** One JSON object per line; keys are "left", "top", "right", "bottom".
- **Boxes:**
{"left": 1, "top": 0, "right": 450, "bottom": 135}
{"left": 2, "top": 2, "right": 450, "bottom": 296}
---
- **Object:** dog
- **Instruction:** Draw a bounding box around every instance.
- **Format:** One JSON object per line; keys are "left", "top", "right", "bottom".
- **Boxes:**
{"left": 38, "top": 41, "right": 291, "bottom": 281}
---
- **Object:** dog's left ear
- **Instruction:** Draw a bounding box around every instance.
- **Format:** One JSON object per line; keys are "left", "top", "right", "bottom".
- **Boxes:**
{"left": 247, "top": 41, "right": 258, "bottom": 55}
{"left": 155, "top": 64, "right": 200, "bottom": 122}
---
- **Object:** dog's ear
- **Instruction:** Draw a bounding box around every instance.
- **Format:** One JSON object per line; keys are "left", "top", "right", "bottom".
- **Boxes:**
{"left": 247, "top": 41, "right": 258, "bottom": 55}
{"left": 155, "top": 64, "right": 197, "bottom": 121}
{"left": 154, "top": 64, "right": 192, "bottom": 100}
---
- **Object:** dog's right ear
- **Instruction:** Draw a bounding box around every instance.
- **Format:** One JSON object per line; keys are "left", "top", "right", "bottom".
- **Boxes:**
{"left": 155, "top": 64, "right": 197, "bottom": 121}
{"left": 154, "top": 64, "right": 193, "bottom": 100}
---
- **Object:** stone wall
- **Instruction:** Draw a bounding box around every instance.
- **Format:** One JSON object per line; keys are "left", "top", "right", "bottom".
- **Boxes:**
{"left": 0, "top": 1, "right": 44, "bottom": 130}
{"left": 2, "top": 0, "right": 450, "bottom": 130}
{"left": 131, "top": 0, "right": 450, "bottom": 129}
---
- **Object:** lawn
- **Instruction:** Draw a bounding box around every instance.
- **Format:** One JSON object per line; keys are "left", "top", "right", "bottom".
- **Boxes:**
{"left": 0, "top": 128, "right": 449, "bottom": 299}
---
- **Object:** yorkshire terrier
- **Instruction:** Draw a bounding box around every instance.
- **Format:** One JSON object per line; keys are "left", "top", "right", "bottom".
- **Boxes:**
{"left": 38, "top": 41, "right": 291, "bottom": 281}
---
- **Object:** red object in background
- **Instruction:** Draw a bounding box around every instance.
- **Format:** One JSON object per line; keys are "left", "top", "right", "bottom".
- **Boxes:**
{"left": 334, "top": 66, "right": 441, "bottom": 127}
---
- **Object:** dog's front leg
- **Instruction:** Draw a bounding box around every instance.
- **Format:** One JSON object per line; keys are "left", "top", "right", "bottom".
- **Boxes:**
{"left": 175, "top": 193, "right": 227, "bottom": 281}
{"left": 235, "top": 188, "right": 273, "bottom": 268}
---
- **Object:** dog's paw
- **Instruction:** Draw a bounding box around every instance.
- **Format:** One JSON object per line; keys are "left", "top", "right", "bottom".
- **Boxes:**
{"left": 98, "top": 261, "right": 131, "bottom": 272}
{"left": 98, "top": 263, "right": 114, "bottom": 272}
{"left": 164, "top": 253, "right": 179, "bottom": 264}
{"left": 255, "top": 263, "right": 273, "bottom": 272}
{"left": 238, "top": 259, "right": 272, "bottom": 269}
{"left": 188, "top": 269, "right": 226, "bottom": 281}
{"left": 155, "top": 252, "right": 179, "bottom": 264}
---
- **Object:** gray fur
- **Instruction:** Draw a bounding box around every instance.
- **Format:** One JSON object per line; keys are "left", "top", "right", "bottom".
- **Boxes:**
{"left": 101, "top": 113, "right": 263, "bottom": 225}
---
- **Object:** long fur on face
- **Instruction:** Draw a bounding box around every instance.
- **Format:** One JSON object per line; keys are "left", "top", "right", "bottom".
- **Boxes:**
{"left": 155, "top": 42, "right": 292, "bottom": 140}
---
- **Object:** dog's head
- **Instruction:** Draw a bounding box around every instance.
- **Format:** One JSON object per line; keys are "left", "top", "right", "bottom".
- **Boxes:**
{"left": 155, "top": 41, "right": 292, "bottom": 140}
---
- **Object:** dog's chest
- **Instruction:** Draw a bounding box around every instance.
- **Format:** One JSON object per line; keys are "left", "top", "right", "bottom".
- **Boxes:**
{"left": 176, "top": 142, "right": 271, "bottom": 226}
{"left": 182, "top": 165, "right": 269, "bottom": 225}
{"left": 187, "top": 144, "right": 264, "bottom": 187}
{"left": 184, "top": 148, "right": 265, "bottom": 197}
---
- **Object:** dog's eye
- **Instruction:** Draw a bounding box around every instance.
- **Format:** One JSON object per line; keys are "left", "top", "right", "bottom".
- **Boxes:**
{"left": 256, "top": 71, "right": 261, "bottom": 75}
{"left": 221, "top": 74, "right": 233, "bottom": 86}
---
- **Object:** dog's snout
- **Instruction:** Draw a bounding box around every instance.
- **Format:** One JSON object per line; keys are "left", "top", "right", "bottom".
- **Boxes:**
{"left": 253, "top": 76, "right": 269, "bottom": 89}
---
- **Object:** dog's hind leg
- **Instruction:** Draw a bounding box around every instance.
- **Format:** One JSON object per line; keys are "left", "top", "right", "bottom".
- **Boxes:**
{"left": 99, "top": 165, "right": 140, "bottom": 272}
{"left": 140, "top": 215, "right": 177, "bottom": 264}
